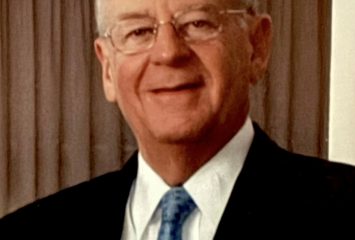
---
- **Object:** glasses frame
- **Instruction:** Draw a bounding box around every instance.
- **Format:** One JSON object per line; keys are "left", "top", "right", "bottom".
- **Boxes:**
{"left": 103, "top": 7, "right": 247, "bottom": 55}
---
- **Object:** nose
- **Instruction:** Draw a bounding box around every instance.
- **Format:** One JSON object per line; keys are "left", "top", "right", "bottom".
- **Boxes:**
{"left": 149, "top": 21, "right": 192, "bottom": 66}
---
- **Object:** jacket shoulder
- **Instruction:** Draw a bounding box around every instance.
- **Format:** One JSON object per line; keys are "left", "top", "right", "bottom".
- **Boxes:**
{"left": 0, "top": 154, "right": 138, "bottom": 238}
{"left": 249, "top": 124, "right": 355, "bottom": 206}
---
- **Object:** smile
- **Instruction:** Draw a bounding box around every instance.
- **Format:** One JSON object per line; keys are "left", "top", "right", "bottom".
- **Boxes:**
{"left": 151, "top": 82, "right": 204, "bottom": 94}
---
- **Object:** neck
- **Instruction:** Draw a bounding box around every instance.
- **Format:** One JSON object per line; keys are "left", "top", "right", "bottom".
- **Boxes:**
{"left": 140, "top": 143, "right": 211, "bottom": 186}
{"left": 138, "top": 119, "right": 247, "bottom": 186}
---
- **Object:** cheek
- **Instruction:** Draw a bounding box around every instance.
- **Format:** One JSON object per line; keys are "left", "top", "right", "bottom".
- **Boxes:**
{"left": 110, "top": 55, "right": 150, "bottom": 121}
{"left": 223, "top": 41, "right": 252, "bottom": 103}
{"left": 112, "top": 55, "right": 149, "bottom": 99}
{"left": 201, "top": 38, "right": 251, "bottom": 95}
{"left": 223, "top": 33, "right": 253, "bottom": 90}
{"left": 196, "top": 33, "right": 253, "bottom": 116}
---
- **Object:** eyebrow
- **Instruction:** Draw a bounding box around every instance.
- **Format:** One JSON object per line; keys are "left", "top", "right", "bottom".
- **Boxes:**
{"left": 184, "top": 3, "right": 219, "bottom": 11}
{"left": 173, "top": 3, "right": 219, "bottom": 15}
{"left": 114, "top": 3, "right": 221, "bottom": 22}
{"left": 115, "top": 11, "right": 152, "bottom": 22}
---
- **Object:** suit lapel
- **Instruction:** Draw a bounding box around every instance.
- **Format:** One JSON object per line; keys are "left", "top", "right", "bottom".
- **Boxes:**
{"left": 213, "top": 125, "right": 281, "bottom": 238}
{"left": 97, "top": 152, "right": 138, "bottom": 239}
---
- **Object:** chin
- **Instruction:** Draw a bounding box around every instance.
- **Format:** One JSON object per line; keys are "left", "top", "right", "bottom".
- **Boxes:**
{"left": 149, "top": 122, "right": 212, "bottom": 144}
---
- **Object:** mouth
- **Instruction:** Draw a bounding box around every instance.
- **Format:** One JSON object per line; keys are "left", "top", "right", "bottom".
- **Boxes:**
{"left": 143, "top": 76, "right": 205, "bottom": 110}
{"left": 151, "top": 82, "right": 204, "bottom": 94}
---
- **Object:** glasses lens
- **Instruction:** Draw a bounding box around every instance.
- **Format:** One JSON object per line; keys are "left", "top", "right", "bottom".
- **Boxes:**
{"left": 107, "top": 7, "right": 228, "bottom": 54}
{"left": 176, "top": 8, "right": 222, "bottom": 42}
{"left": 110, "top": 18, "right": 156, "bottom": 54}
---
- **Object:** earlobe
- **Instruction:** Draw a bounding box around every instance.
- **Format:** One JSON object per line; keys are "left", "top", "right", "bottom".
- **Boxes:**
{"left": 249, "top": 14, "right": 272, "bottom": 84}
{"left": 94, "top": 39, "right": 116, "bottom": 102}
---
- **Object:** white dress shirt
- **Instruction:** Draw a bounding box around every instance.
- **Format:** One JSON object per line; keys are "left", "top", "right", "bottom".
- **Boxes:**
{"left": 121, "top": 117, "right": 254, "bottom": 240}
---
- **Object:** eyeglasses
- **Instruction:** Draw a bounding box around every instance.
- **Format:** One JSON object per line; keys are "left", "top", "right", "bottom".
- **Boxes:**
{"left": 104, "top": 5, "right": 246, "bottom": 55}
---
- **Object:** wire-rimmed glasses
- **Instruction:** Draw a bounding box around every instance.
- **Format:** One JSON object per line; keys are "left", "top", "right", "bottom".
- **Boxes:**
{"left": 104, "top": 5, "right": 247, "bottom": 55}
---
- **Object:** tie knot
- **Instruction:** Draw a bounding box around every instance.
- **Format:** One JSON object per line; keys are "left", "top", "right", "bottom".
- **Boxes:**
{"left": 160, "top": 187, "right": 196, "bottom": 223}
{"left": 158, "top": 187, "right": 196, "bottom": 240}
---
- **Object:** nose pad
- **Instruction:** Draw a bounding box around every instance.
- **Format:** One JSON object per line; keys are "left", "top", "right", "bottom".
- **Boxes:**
{"left": 150, "top": 21, "right": 192, "bottom": 65}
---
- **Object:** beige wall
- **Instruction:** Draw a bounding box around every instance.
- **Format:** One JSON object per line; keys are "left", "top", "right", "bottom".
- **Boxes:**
{"left": 330, "top": 0, "right": 355, "bottom": 166}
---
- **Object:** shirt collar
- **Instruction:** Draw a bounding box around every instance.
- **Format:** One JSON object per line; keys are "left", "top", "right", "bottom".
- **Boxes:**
{"left": 130, "top": 154, "right": 170, "bottom": 239}
{"left": 184, "top": 117, "right": 254, "bottom": 228}
{"left": 131, "top": 117, "right": 254, "bottom": 239}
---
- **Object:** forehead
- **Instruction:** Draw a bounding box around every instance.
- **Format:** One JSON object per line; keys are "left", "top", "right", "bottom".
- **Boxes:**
{"left": 103, "top": 0, "right": 238, "bottom": 18}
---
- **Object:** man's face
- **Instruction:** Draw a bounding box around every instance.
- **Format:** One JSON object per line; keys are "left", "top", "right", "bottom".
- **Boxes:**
{"left": 95, "top": 0, "right": 272, "bottom": 147}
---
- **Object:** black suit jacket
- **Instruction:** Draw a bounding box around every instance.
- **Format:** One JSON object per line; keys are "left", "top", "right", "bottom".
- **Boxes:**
{"left": 1, "top": 125, "right": 355, "bottom": 238}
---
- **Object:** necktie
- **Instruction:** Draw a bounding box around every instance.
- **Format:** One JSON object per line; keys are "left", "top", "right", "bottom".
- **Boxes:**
{"left": 157, "top": 187, "right": 196, "bottom": 240}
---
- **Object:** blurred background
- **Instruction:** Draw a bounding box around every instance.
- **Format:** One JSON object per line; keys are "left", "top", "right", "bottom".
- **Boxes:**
{"left": 1, "top": 0, "right": 351, "bottom": 218}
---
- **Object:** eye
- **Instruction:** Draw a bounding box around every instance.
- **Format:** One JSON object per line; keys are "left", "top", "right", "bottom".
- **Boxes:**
{"left": 189, "top": 20, "right": 215, "bottom": 29}
{"left": 125, "top": 27, "right": 154, "bottom": 40}
{"left": 176, "top": 9, "right": 220, "bottom": 39}
{"left": 182, "top": 19, "right": 217, "bottom": 31}
{"left": 179, "top": 18, "right": 219, "bottom": 39}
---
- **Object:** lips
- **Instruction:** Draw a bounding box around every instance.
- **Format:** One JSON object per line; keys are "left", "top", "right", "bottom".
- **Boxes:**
{"left": 151, "top": 82, "right": 204, "bottom": 94}
{"left": 146, "top": 74, "right": 205, "bottom": 94}
{"left": 142, "top": 74, "right": 205, "bottom": 111}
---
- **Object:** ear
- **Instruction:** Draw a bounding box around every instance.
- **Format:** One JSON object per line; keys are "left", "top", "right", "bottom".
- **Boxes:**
{"left": 94, "top": 38, "right": 116, "bottom": 102}
{"left": 249, "top": 14, "right": 272, "bottom": 85}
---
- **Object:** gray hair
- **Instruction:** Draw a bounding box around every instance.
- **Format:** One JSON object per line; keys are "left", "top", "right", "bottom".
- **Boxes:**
{"left": 94, "top": 0, "right": 106, "bottom": 36}
{"left": 94, "top": 0, "right": 260, "bottom": 36}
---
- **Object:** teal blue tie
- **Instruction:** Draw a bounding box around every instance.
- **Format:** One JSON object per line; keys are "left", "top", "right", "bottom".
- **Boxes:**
{"left": 157, "top": 187, "right": 196, "bottom": 240}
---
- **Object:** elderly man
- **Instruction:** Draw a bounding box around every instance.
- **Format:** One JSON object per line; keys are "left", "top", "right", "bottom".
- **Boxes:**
{"left": 1, "top": 0, "right": 355, "bottom": 239}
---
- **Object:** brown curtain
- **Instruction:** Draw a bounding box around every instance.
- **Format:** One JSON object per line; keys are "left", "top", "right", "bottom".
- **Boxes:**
{"left": 251, "top": 0, "right": 331, "bottom": 158}
{"left": 0, "top": 0, "right": 331, "bottom": 217}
